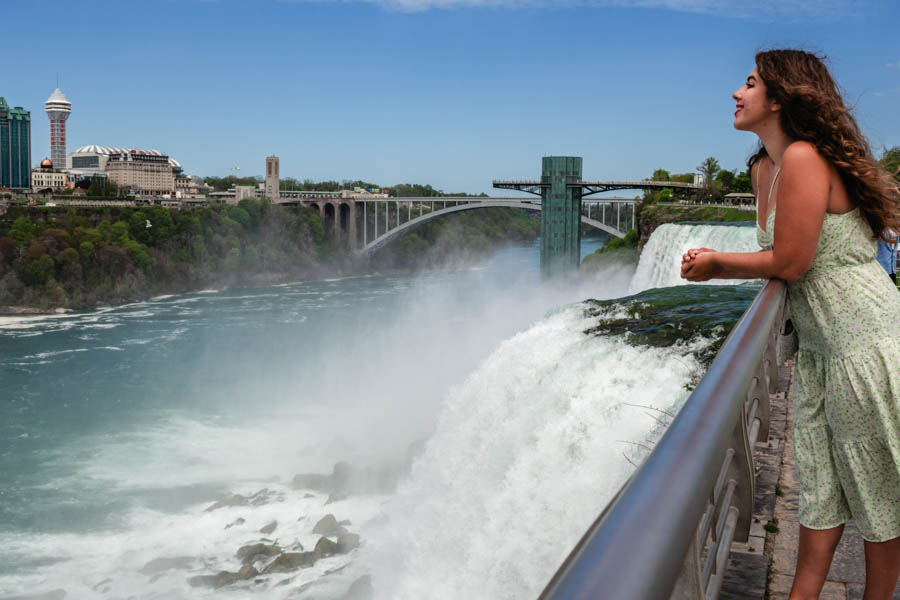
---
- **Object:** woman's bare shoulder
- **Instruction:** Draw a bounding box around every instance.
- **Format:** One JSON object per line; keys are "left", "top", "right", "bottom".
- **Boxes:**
{"left": 783, "top": 141, "right": 828, "bottom": 167}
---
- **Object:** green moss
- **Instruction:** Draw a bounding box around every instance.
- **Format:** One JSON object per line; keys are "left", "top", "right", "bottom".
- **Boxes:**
{"left": 640, "top": 204, "right": 754, "bottom": 224}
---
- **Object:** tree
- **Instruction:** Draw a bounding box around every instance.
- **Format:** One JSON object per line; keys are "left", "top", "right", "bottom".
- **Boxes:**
{"left": 714, "top": 169, "right": 736, "bottom": 193}
{"left": 880, "top": 146, "right": 900, "bottom": 181}
{"left": 650, "top": 168, "right": 671, "bottom": 182}
{"left": 732, "top": 171, "right": 753, "bottom": 193}
{"left": 697, "top": 157, "right": 721, "bottom": 187}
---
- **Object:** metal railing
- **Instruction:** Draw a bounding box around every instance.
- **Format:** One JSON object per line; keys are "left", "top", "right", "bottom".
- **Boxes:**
{"left": 540, "top": 279, "right": 786, "bottom": 600}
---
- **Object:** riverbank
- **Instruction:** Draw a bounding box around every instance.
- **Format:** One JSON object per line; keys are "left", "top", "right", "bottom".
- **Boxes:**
{"left": 0, "top": 203, "right": 538, "bottom": 313}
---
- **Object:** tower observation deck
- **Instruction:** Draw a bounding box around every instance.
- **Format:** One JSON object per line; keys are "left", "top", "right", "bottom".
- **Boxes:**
{"left": 45, "top": 89, "right": 71, "bottom": 170}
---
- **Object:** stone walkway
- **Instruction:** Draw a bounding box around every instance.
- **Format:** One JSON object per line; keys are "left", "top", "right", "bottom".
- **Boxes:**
{"left": 723, "top": 359, "right": 900, "bottom": 599}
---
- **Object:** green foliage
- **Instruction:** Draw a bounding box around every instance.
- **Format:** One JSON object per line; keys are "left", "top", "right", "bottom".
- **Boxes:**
{"left": 651, "top": 168, "right": 671, "bottom": 182}
{"left": 225, "top": 206, "right": 251, "bottom": 228}
{"left": 697, "top": 157, "right": 721, "bottom": 185}
{"left": 880, "top": 146, "right": 900, "bottom": 181}
{"left": 0, "top": 197, "right": 542, "bottom": 309}
{"left": 732, "top": 171, "right": 753, "bottom": 193}
{"left": 297, "top": 210, "right": 325, "bottom": 243}
{"left": 21, "top": 254, "right": 54, "bottom": 286}
{"left": 122, "top": 239, "right": 153, "bottom": 270}
{"left": 8, "top": 217, "right": 36, "bottom": 245}
{"left": 204, "top": 175, "right": 260, "bottom": 191}
{"left": 670, "top": 173, "right": 695, "bottom": 184}
{"left": 641, "top": 203, "right": 754, "bottom": 224}
{"left": 582, "top": 229, "right": 639, "bottom": 267}
{"left": 714, "top": 168, "right": 736, "bottom": 190}
{"left": 390, "top": 183, "right": 442, "bottom": 197}
{"left": 87, "top": 175, "right": 119, "bottom": 197}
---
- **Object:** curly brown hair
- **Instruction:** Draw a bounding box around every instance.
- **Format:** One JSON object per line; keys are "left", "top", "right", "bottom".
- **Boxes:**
{"left": 746, "top": 49, "right": 899, "bottom": 239}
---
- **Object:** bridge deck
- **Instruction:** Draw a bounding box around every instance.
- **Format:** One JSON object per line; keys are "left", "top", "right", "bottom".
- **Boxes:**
{"left": 723, "top": 359, "right": 891, "bottom": 599}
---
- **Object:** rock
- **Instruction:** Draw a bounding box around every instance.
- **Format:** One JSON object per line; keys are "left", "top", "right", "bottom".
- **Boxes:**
{"left": 336, "top": 533, "right": 360, "bottom": 554}
{"left": 236, "top": 543, "right": 281, "bottom": 565}
{"left": 303, "top": 493, "right": 314, "bottom": 499}
{"left": 204, "top": 494, "right": 248, "bottom": 512}
{"left": 338, "top": 519, "right": 352, "bottom": 526}
{"left": 325, "top": 492, "right": 348, "bottom": 505}
{"left": 224, "top": 517, "right": 245, "bottom": 530}
{"left": 312, "top": 514, "right": 341, "bottom": 535}
{"left": 1, "top": 591, "right": 66, "bottom": 600}
{"left": 140, "top": 556, "right": 194, "bottom": 575}
{"left": 341, "top": 575, "right": 373, "bottom": 600}
{"left": 187, "top": 565, "right": 258, "bottom": 588}
{"left": 263, "top": 551, "right": 317, "bottom": 573}
{"left": 313, "top": 536, "right": 339, "bottom": 558}
{"left": 249, "top": 488, "right": 278, "bottom": 505}
{"left": 260, "top": 520, "right": 277, "bottom": 534}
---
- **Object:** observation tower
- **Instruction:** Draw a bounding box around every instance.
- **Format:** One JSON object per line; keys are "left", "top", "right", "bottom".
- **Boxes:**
{"left": 44, "top": 88, "right": 71, "bottom": 169}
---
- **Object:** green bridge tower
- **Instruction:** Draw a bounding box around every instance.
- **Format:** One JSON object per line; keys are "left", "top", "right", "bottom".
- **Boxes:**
{"left": 540, "top": 156, "right": 583, "bottom": 276}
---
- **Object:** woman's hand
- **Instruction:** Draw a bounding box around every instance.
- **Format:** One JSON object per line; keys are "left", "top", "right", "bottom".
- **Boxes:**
{"left": 681, "top": 251, "right": 723, "bottom": 282}
{"left": 682, "top": 247, "right": 715, "bottom": 264}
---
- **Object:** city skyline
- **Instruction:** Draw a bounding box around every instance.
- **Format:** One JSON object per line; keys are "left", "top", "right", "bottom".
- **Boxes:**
{"left": 5, "top": 0, "right": 899, "bottom": 194}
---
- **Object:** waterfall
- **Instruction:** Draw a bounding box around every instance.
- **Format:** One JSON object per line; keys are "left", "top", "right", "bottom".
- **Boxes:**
{"left": 366, "top": 222, "right": 759, "bottom": 599}
{"left": 364, "top": 306, "right": 710, "bottom": 599}
{"left": 629, "top": 223, "right": 759, "bottom": 293}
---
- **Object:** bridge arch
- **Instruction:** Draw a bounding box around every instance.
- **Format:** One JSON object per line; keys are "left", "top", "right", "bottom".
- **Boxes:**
{"left": 359, "top": 200, "right": 628, "bottom": 256}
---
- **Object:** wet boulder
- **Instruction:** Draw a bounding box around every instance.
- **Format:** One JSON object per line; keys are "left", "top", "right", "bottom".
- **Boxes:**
{"left": 204, "top": 494, "right": 249, "bottom": 512}
{"left": 337, "top": 533, "right": 360, "bottom": 554}
{"left": 260, "top": 520, "right": 277, "bottom": 534}
{"left": 313, "top": 536, "right": 339, "bottom": 559}
{"left": 224, "top": 517, "right": 245, "bottom": 530}
{"left": 236, "top": 543, "right": 281, "bottom": 565}
{"left": 263, "top": 551, "right": 317, "bottom": 573}
{"left": 312, "top": 514, "right": 344, "bottom": 536}
{"left": 188, "top": 565, "right": 258, "bottom": 588}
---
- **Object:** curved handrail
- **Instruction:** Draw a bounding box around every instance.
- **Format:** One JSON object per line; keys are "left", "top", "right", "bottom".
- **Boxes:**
{"left": 540, "top": 279, "right": 786, "bottom": 600}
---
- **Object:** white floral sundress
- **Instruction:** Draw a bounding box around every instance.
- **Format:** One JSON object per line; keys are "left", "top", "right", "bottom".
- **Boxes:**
{"left": 759, "top": 205, "right": 900, "bottom": 542}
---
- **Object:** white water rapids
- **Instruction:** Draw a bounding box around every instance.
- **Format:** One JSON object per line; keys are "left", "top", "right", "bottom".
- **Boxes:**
{"left": 0, "top": 224, "right": 759, "bottom": 600}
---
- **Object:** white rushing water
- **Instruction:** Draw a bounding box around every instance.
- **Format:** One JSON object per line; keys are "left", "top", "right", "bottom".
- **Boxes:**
{"left": 629, "top": 223, "right": 759, "bottom": 293}
{"left": 0, "top": 224, "right": 753, "bottom": 599}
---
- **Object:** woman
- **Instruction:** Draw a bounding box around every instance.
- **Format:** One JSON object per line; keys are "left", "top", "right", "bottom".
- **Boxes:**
{"left": 681, "top": 49, "right": 900, "bottom": 599}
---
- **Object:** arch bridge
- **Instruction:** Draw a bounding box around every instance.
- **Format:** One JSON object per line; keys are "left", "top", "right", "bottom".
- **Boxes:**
{"left": 278, "top": 156, "right": 699, "bottom": 274}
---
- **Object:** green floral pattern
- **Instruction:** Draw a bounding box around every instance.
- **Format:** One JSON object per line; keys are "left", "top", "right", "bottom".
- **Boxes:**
{"left": 759, "top": 207, "right": 900, "bottom": 542}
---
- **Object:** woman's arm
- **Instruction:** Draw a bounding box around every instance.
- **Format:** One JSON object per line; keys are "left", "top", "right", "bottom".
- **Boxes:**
{"left": 682, "top": 142, "right": 829, "bottom": 282}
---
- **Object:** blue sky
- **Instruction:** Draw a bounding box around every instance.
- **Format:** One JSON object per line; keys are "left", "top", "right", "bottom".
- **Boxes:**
{"left": 6, "top": 0, "right": 899, "bottom": 194}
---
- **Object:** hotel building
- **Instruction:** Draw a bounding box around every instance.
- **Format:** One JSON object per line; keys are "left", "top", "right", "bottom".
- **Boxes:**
{"left": 31, "top": 158, "right": 70, "bottom": 191}
{"left": 0, "top": 97, "right": 31, "bottom": 189}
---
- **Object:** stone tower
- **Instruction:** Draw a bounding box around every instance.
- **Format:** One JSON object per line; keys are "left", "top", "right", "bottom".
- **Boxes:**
{"left": 265, "top": 155, "right": 279, "bottom": 201}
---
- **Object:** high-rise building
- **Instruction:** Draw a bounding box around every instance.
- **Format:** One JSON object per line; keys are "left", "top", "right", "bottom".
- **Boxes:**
{"left": 0, "top": 97, "right": 31, "bottom": 189}
{"left": 265, "top": 155, "right": 280, "bottom": 201}
{"left": 44, "top": 88, "right": 71, "bottom": 169}
{"left": 106, "top": 149, "right": 174, "bottom": 196}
